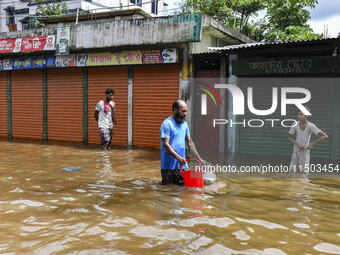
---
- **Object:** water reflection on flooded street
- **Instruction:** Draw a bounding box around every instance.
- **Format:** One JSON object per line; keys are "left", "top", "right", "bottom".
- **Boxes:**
{"left": 0, "top": 140, "right": 340, "bottom": 254}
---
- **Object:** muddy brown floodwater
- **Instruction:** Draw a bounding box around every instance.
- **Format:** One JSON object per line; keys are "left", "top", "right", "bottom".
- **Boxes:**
{"left": 0, "top": 140, "right": 340, "bottom": 254}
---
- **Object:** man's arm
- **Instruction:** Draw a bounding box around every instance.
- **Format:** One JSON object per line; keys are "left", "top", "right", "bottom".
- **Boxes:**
{"left": 110, "top": 105, "right": 117, "bottom": 125}
{"left": 94, "top": 110, "right": 99, "bottom": 122}
{"left": 307, "top": 131, "right": 328, "bottom": 150}
{"left": 185, "top": 136, "right": 206, "bottom": 164}
{"left": 162, "top": 138, "right": 186, "bottom": 166}
{"left": 288, "top": 134, "right": 305, "bottom": 150}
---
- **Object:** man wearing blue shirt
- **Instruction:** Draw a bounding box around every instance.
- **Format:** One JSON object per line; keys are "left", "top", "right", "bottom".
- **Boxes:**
{"left": 160, "top": 100, "right": 205, "bottom": 185}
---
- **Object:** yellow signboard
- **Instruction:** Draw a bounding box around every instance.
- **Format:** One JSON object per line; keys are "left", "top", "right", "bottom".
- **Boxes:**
{"left": 86, "top": 51, "right": 142, "bottom": 66}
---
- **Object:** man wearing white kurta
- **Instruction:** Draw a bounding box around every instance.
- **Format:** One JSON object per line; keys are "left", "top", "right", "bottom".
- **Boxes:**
{"left": 288, "top": 107, "right": 328, "bottom": 172}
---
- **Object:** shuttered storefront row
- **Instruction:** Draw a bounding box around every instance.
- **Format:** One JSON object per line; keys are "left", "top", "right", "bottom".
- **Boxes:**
{"left": 0, "top": 73, "right": 7, "bottom": 137}
{"left": 11, "top": 70, "right": 43, "bottom": 140}
{"left": 133, "top": 65, "right": 180, "bottom": 148}
{"left": 238, "top": 78, "right": 334, "bottom": 159}
{"left": 47, "top": 69, "right": 83, "bottom": 142}
{"left": 87, "top": 67, "right": 128, "bottom": 146}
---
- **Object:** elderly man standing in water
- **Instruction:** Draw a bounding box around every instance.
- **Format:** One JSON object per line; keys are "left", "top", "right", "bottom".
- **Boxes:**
{"left": 160, "top": 100, "right": 205, "bottom": 185}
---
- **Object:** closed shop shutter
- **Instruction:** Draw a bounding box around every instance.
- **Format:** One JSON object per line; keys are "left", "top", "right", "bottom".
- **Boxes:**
{"left": 133, "top": 65, "right": 180, "bottom": 148}
{"left": 194, "top": 70, "right": 220, "bottom": 152}
{"left": 0, "top": 73, "right": 7, "bottom": 137}
{"left": 238, "top": 78, "right": 334, "bottom": 159}
{"left": 47, "top": 69, "right": 83, "bottom": 142}
{"left": 11, "top": 70, "right": 43, "bottom": 140}
{"left": 88, "top": 67, "right": 128, "bottom": 146}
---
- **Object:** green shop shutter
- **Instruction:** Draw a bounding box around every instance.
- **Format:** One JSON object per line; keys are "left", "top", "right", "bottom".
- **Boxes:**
{"left": 237, "top": 78, "right": 334, "bottom": 159}
{"left": 11, "top": 70, "right": 43, "bottom": 140}
{"left": 0, "top": 73, "right": 7, "bottom": 137}
{"left": 47, "top": 68, "right": 83, "bottom": 142}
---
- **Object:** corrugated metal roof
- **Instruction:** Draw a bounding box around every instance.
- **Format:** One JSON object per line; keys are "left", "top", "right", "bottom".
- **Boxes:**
{"left": 190, "top": 51, "right": 221, "bottom": 56}
{"left": 208, "top": 37, "right": 340, "bottom": 52}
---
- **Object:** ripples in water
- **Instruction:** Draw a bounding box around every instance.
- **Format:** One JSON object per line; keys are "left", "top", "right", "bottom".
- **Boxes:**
{"left": 0, "top": 140, "right": 340, "bottom": 254}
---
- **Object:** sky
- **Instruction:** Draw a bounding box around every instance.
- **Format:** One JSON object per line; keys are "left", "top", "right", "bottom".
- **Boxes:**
{"left": 166, "top": 0, "right": 340, "bottom": 38}
{"left": 307, "top": 0, "right": 340, "bottom": 37}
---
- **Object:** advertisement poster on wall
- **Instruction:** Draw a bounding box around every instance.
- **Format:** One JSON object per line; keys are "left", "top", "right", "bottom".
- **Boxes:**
{"left": 7, "top": 56, "right": 55, "bottom": 70}
{"left": 21, "top": 35, "right": 55, "bottom": 52}
{"left": 76, "top": 54, "right": 87, "bottom": 66}
{"left": 141, "top": 48, "right": 177, "bottom": 64}
{"left": 3, "top": 59, "right": 13, "bottom": 70}
{"left": 56, "top": 26, "right": 70, "bottom": 55}
{"left": 0, "top": 39, "right": 22, "bottom": 54}
{"left": 56, "top": 55, "right": 76, "bottom": 67}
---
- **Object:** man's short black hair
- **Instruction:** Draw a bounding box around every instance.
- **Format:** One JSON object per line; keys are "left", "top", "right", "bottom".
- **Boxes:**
{"left": 105, "top": 88, "right": 114, "bottom": 95}
{"left": 172, "top": 100, "right": 180, "bottom": 112}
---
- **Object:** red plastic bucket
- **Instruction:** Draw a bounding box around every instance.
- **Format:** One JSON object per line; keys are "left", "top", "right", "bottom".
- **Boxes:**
{"left": 180, "top": 158, "right": 204, "bottom": 188}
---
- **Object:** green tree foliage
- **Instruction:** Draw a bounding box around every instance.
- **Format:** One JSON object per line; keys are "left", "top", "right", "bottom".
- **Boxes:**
{"left": 29, "top": 0, "right": 68, "bottom": 29}
{"left": 179, "top": 0, "right": 265, "bottom": 33}
{"left": 227, "top": 0, "right": 266, "bottom": 32}
{"left": 179, "top": 0, "right": 322, "bottom": 42}
{"left": 178, "top": 0, "right": 232, "bottom": 24}
{"left": 260, "top": 0, "right": 322, "bottom": 41}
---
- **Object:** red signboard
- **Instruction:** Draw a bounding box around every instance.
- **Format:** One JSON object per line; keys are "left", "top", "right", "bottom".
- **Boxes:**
{"left": 141, "top": 49, "right": 177, "bottom": 64}
{"left": 21, "top": 35, "right": 55, "bottom": 52}
{"left": 142, "top": 49, "right": 163, "bottom": 64}
{"left": 0, "top": 39, "right": 22, "bottom": 54}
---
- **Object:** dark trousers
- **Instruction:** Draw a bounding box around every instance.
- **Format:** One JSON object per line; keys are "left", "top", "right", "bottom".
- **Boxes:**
{"left": 161, "top": 169, "right": 184, "bottom": 186}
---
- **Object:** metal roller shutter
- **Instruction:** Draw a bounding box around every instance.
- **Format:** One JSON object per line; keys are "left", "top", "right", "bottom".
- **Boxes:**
{"left": 47, "top": 68, "right": 83, "bottom": 142}
{"left": 88, "top": 67, "right": 128, "bottom": 146}
{"left": 0, "top": 73, "right": 7, "bottom": 137}
{"left": 238, "top": 78, "right": 334, "bottom": 159}
{"left": 11, "top": 70, "right": 43, "bottom": 140}
{"left": 133, "top": 65, "right": 180, "bottom": 148}
{"left": 194, "top": 70, "right": 220, "bottom": 152}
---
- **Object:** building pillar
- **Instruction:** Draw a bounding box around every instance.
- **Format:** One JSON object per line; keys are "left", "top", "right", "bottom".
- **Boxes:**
{"left": 128, "top": 66, "right": 133, "bottom": 148}
{"left": 43, "top": 70, "right": 47, "bottom": 142}
{"left": 83, "top": 68, "right": 88, "bottom": 144}
{"left": 226, "top": 54, "right": 238, "bottom": 164}
{"left": 7, "top": 71, "right": 11, "bottom": 141}
{"left": 331, "top": 78, "right": 340, "bottom": 160}
{"left": 219, "top": 56, "right": 227, "bottom": 158}
{"left": 179, "top": 46, "right": 192, "bottom": 131}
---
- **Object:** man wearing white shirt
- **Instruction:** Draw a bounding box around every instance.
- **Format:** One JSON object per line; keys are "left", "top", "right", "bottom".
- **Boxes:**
{"left": 288, "top": 107, "right": 328, "bottom": 172}
{"left": 94, "top": 88, "right": 117, "bottom": 150}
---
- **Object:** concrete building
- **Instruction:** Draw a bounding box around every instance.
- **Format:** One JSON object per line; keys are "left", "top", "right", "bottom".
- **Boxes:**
{"left": 0, "top": 0, "right": 169, "bottom": 33}
{"left": 0, "top": 11, "right": 253, "bottom": 149}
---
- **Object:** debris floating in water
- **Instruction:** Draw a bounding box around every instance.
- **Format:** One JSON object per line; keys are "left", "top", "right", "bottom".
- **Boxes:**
{"left": 62, "top": 167, "right": 82, "bottom": 172}
{"left": 203, "top": 162, "right": 217, "bottom": 185}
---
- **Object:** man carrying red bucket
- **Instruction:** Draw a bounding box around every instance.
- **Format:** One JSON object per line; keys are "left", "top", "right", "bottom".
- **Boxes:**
{"left": 160, "top": 100, "right": 206, "bottom": 186}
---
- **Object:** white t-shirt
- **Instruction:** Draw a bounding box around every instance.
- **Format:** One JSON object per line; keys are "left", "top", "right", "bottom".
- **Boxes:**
{"left": 95, "top": 100, "right": 115, "bottom": 129}
{"left": 289, "top": 121, "right": 321, "bottom": 152}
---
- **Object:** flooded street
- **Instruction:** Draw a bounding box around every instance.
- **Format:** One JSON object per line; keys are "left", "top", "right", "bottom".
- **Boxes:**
{"left": 0, "top": 140, "right": 340, "bottom": 254}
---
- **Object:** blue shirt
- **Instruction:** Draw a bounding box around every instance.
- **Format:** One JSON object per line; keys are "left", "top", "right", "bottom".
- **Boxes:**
{"left": 160, "top": 117, "right": 190, "bottom": 170}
